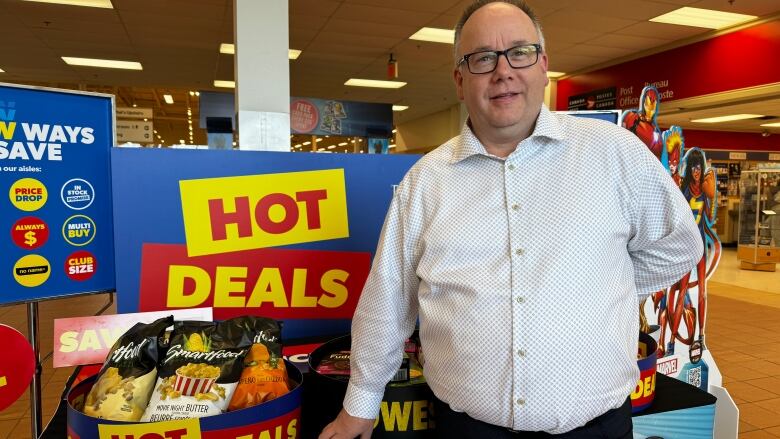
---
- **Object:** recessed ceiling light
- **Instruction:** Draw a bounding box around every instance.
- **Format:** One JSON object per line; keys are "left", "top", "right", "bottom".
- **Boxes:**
{"left": 409, "top": 27, "right": 455, "bottom": 44}
{"left": 163, "top": 94, "right": 174, "bottom": 104}
{"left": 327, "top": 145, "right": 336, "bottom": 150}
{"left": 547, "top": 71, "right": 566, "bottom": 78}
{"left": 392, "top": 105, "right": 409, "bottom": 111}
{"left": 650, "top": 7, "right": 756, "bottom": 29}
{"left": 62, "top": 57, "right": 142, "bottom": 70}
{"left": 345, "top": 79, "right": 406, "bottom": 89}
{"left": 302, "top": 141, "right": 311, "bottom": 146}
{"left": 392, "top": 129, "right": 397, "bottom": 134}
{"left": 214, "top": 80, "right": 235, "bottom": 88}
{"left": 338, "top": 142, "right": 348, "bottom": 146}
{"left": 315, "top": 138, "right": 323, "bottom": 142}
{"left": 760, "top": 122, "right": 780, "bottom": 128}
{"left": 22, "top": 0, "right": 113, "bottom": 8}
{"left": 179, "top": 140, "right": 185, "bottom": 144}
{"left": 691, "top": 114, "right": 764, "bottom": 123}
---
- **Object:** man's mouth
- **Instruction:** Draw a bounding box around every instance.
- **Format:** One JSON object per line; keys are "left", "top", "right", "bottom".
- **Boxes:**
{"left": 490, "top": 92, "right": 519, "bottom": 100}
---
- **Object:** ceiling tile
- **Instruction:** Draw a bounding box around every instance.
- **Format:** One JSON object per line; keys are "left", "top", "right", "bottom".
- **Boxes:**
{"left": 333, "top": 4, "right": 436, "bottom": 27}
{"left": 587, "top": 33, "right": 673, "bottom": 51}
{"left": 689, "top": 0, "right": 780, "bottom": 17}
{"left": 571, "top": 0, "right": 677, "bottom": 20}
{"left": 616, "top": 21, "right": 706, "bottom": 40}
{"left": 542, "top": 9, "right": 639, "bottom": 34}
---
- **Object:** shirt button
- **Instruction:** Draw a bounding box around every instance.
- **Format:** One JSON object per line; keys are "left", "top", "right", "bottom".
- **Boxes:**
{"left": 517, "top": 349, "right": 526, "bottom": 357}
{"left": 516, "top": 296, "right": 525, "bottom": 304}
{"left": 515, "top": 248, "right": 524, "bottom": 256}
{"left": 517, "top": 398, "right": 525, "bottom": 406}
{"left": 508, "top": 164, "right": 515, "bottom": 170}
{"left": 511, "top": 203, "right": 519, "bottom": 211}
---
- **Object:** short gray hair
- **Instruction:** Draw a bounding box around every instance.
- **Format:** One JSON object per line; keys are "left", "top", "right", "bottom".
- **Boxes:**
{"left": 453, "top": 0, "right": 545, "bottom": 64}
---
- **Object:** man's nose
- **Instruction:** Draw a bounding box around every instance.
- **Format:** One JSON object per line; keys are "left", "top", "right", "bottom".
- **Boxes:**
{"left": 493, "top": 53, "right": 513, "bottom": 76}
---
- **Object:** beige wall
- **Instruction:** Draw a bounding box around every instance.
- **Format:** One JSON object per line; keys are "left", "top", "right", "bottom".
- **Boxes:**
{"left": 395, "top": 104, "right": 465, "bottom": 154}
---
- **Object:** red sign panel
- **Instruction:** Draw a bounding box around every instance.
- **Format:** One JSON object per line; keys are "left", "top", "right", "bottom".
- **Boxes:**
{"left": 0, "top": 324, "right": 36, "bottom": 411}
{"left": 138, "top": 243, "right": 371, "bottom": 321}
{"left": 556, "top": 21, "right": 780, "bottom": 110}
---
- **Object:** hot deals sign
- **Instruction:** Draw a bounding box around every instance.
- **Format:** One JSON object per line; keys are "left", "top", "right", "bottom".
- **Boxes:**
{"left": 112, "top": 149, "right": 420, "bottom": 339}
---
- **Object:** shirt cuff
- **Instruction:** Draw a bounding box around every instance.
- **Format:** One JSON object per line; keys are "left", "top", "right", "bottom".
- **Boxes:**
{"left": 343, "top": 381, "right": 384, "bottom": 420}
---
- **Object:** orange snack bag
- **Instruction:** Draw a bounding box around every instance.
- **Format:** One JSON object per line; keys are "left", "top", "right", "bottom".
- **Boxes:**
{"left": 227, "top": 317, "right": 290, "bottom": 410}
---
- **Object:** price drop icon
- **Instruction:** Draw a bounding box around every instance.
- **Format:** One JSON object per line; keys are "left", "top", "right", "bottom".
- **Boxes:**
{"left": 11, "top": 217, "right": 50, "bottom": 250}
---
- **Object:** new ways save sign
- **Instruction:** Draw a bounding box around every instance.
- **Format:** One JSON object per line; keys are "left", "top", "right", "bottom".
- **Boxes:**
{"left": 112, "top": 149, "right": 420, "bottom": 339}
{"left": 0, "top": 83, "right": 115, "bottom": 304}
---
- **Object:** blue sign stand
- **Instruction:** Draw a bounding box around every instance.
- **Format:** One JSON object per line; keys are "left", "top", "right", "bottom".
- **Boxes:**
{"left": 0, "top": 83, "right": 117, "bottom": 438}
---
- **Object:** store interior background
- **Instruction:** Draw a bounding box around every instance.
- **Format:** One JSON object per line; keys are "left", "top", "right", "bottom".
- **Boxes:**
{"left": 1, "top": 0, "right": 780, "bottom": 437}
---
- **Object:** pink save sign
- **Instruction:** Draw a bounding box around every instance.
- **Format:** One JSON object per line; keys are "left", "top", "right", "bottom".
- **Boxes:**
{"left": 53, "top": 308, "right": 212, "bottom": 368}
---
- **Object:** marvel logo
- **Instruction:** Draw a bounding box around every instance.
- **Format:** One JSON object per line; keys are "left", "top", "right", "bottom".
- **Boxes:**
{"left": 657, "top": 358, "right": 679, "bottom": 375}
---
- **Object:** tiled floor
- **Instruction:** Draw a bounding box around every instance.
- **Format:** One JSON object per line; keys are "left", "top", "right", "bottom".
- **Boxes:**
{"left": 0, "top": 248, "right": 778, "bottom": 438}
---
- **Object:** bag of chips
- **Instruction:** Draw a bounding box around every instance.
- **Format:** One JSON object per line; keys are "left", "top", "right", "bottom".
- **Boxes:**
{"left": 227, "top": 316, "right": 290, "bottom": 410}
{"left": 83, "top": 316, "right": 173, "bottom": 421}
{"left": 141, "top": 320, "right": 250, "bottom": 421}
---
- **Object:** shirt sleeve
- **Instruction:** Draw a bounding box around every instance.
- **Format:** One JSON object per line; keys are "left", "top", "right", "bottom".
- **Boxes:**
{"left": 343, "top": 187, "right": 420, "bottom": 419}
{"left": 627, "top": 148, "right": 704, "bottom": 296}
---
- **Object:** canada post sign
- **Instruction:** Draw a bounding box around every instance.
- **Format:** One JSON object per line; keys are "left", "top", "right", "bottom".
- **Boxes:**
{"left": 113, "top": 148, "right": 419, "bottom": 338}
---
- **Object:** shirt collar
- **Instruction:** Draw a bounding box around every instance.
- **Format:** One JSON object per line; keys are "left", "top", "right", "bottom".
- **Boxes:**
{"left": 450, "top": 104, "right": 564, "bottom": 164}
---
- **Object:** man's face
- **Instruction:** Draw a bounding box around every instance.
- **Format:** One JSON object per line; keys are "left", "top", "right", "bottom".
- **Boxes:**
{"left": 453, "top": 3, "right": 549, "bottom": 137}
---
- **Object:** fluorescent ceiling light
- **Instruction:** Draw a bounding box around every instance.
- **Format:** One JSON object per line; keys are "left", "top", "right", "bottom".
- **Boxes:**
{"left": 62, "top": 56, "right": 142, "bottom": 70}
{"left": 650, "top": 7, "right": 756, "bottom": 29}
{"left": 327, "top": 145, "right": 336, "bottom": 150}
{"left": 547, "top": 71, "right": 566, "bottom": 78}
{"left": 760, "top": 122, "right": 780, "bottom": 127}
{"left": 22, "top": 0, "right": 113, "bottom": 8}
{"left": 345, "top": 79, "right": 406, "bottom": 89}
{"left": 163, "top": 94, "right": 174, "bottom": 104}
{"left": 338, "top": 142, "right": 348, "bottom": 146}
{"left": 220, "top": 43, "right": 235, "bottom": 54}
{"left": 302, "top": 141, "right": 311, "bottom": 145}
{"left": 315, "top": 138, "right": 323, "bottom": 142}
{"left": 692, "top": 114, "right": 764, "bottom": 123}
{"left": 221, "top": 43, "right": 302, "bottom": 60}
{"left": 392, "top": 105, "right": 409, "bottom": 111}
{"left": 409, "top": 27, "right": 455, "bottom": 44}
{"left": 214, "top": 80, "right": 235, "bottom": 88}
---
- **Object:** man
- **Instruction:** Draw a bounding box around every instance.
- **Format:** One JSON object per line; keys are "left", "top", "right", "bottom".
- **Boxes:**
{"left": 320, "top": 1, "right": 702, "bottom": 438}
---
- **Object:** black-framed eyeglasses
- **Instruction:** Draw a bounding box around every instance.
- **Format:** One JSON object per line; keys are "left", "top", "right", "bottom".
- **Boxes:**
{"left": 457, "top": 44, "right": 542, "bottom": 74}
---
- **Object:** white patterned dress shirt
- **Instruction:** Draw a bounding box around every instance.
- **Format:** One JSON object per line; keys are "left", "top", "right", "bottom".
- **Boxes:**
{"left": 344, "top": 105, "right": 703, "bottom": 434}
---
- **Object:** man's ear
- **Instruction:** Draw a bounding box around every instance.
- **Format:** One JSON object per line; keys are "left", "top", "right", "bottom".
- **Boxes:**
{"left": 540, "top": 53, "right": 550, "bottom": 87}
{"left": 454, "top": 67, "right": 465, "bottom": 101}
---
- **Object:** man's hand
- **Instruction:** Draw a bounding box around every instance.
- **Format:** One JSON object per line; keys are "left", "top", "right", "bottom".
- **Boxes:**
{"left": 319, "top": 408, "right": 375, "bottom": 439}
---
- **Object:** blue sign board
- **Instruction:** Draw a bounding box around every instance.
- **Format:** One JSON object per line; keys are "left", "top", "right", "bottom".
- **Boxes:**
{"left": 0, "top": 83, "right": 115, "bottom": 304}
{"left": 112, "top": 148, "right": 419, "bottom": 339}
